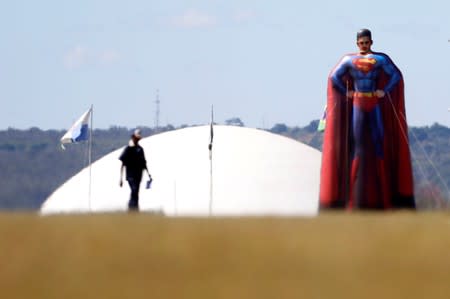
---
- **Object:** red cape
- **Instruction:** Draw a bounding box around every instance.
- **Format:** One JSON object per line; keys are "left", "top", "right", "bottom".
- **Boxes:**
{"left": 319, "top": 52, "right": 415, "bottom": 210}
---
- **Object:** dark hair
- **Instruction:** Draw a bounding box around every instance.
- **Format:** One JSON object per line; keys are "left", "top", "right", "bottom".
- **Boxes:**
{"left": 356, "top": 28, "right": 372, "bottom": 40}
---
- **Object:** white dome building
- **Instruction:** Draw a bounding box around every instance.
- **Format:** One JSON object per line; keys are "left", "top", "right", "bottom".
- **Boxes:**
{"left": 41, "top": 125, "right": 321, "bottom": 216}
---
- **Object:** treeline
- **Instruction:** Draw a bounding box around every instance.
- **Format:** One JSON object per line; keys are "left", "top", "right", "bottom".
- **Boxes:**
{"left": 0, "top": 122, "right": 449, "bottom": 210}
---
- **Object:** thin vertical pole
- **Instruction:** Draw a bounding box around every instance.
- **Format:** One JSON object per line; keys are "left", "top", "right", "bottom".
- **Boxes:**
{"left": 209, "top": 150, "right": 213, "bottom": 215}
{"left": 208, "top": 105, "right": 214, "bottom": 216}
{"left": 88, "top": 105, "right": 93, "bottom": 211}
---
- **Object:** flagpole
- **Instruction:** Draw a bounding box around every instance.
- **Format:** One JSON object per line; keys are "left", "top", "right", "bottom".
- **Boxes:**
{"left": 60, "top": 107, "right": 93, "bottom": 211}
{"left": 208, "top": 105, "right": 214, "bottom": 216}
{"left": 88, "top": 105, "right": 93, "bottom": 211}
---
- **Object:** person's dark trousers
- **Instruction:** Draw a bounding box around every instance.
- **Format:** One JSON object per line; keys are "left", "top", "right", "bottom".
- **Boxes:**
{"left": 127, "top": 177, "right": 141, "bottom": 211}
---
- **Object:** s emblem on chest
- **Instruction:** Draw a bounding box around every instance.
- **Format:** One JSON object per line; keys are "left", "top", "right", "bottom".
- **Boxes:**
{"left": 352, "top": 58, "right": 377, "bottom": 74}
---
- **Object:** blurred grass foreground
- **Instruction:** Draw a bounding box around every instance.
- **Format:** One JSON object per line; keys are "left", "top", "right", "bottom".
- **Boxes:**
{"left": 1, "top": 211, "right": 450, "bottom": 299}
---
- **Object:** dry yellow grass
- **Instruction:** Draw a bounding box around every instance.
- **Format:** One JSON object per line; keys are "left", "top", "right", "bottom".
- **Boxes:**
{"left": 1, "top": 211, "right": 450, "bottom": 299}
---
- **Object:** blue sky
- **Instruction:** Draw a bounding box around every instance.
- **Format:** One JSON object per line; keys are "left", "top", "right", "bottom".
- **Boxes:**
{"left": 1, "top": 0, "right": 450, "bottom": 130}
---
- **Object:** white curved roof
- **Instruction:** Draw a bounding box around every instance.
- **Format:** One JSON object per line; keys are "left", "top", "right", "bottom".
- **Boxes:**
{"left": 41, "top": 125, "right": 321, "bottom": 216}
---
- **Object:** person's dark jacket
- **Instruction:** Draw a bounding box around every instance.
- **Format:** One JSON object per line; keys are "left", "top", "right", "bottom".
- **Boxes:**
{"left": 119, "top": 144, "right": 147, "bottom": 181}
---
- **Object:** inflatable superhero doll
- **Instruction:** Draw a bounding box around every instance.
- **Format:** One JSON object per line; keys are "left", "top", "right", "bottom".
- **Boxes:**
{"left": 320, "top": 28, "right": 415, "bottom": 210}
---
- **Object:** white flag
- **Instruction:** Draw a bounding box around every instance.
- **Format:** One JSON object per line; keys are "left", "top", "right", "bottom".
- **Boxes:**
{"left": 61, "top": 108, "right": 92, "bottom": 148}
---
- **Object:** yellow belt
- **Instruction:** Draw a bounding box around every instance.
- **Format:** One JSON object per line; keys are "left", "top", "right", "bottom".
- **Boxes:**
{"left": 354, "top": 91, "right": 376, "bottom": 98}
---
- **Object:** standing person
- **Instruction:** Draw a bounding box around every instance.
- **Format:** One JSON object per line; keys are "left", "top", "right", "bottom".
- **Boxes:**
{"left": 119, "top": 129, "right": 151, "bottom": 211}
{"left": 319, "top": 29, "right": 415, "bottom": 210}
